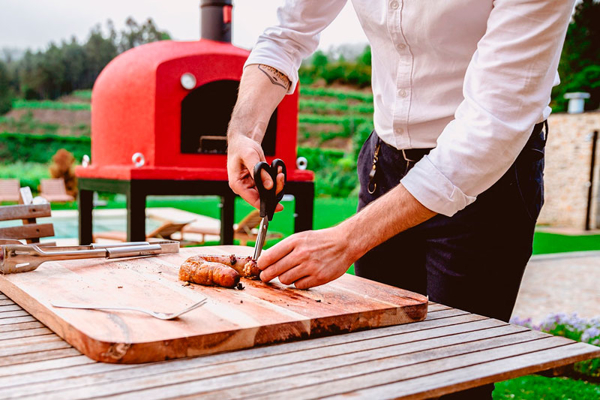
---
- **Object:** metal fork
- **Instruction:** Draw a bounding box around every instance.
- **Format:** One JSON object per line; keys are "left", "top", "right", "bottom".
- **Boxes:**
{"left": 50, "top": 298, "right": 208, "bottom": 320}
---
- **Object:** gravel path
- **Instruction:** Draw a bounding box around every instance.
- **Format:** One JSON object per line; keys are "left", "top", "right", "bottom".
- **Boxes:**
{"left": 512, "top": 251, "right": 600, "bottom": 323}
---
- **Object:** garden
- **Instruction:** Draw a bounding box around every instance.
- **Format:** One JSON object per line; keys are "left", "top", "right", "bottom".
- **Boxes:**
{"left": 1, "top": 2, "right": 600, "bottom": 397}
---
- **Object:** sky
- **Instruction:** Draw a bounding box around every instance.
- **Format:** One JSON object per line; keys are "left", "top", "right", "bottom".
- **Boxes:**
{"left": 0, "top": 0, "right": 368, "bottom": 54}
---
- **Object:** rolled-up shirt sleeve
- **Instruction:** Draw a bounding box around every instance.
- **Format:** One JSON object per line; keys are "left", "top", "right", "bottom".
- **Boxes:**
{"left": 244, "top": 0, "right": 348, "bottom": 94}
{"left": 401, "top": 0, "right": 575, "bottom": 217}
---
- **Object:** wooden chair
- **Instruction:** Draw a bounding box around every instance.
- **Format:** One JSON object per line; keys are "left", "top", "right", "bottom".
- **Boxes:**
{"left": 39, "top": 179, "right": 75, "bottom": 203}
{"left": 0, "top": 179, "right": 21, "bottom": 202}
{"left": 0, "top": 188, "right": 54, "bottom": 245}
{"left": 183, "top": 209, "right": 283, "bottom": 246}
{"left": 93, "top": 220, "right": 201, "bottom": 246}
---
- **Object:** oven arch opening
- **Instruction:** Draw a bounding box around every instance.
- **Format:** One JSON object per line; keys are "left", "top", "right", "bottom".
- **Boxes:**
{"left": 180, "top": 79, "right": 277, "bottom": 155}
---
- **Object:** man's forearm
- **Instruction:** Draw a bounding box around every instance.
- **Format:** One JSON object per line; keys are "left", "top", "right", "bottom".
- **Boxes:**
{"left": 227, "top": 64, "right": 290, "bottom": 143}
{"left": 339, "top": 183, "right": 437, "bottom": 262}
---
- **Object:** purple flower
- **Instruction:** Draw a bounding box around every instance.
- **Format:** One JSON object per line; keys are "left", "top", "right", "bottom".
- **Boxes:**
{"left": 582, "top": 327, "right": 600, "bottom": 344}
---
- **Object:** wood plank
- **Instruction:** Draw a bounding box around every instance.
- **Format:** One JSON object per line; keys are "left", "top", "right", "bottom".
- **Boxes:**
{"left": 0, "top": 315, "right": 488, "bottom": 395}
{"left": 0, "top": 300, "right": 15, "bottom": 306}
{"left": 0, "top": 310, "right": 29, "bottom": 319}
{"left": 0, "top": 294, "right": 8, "bottom": 300}
{"left": 0, "top": 335, "right": 62, "bottom": 349}
{"left": 0, "top": 223, "right": 54, "bottom": 240}
{"left": 427, "top": 303, "right": 451, "bottom": 312}
{"left": 0, "top": 339, "right": 69, "bottom": 357}
{"left": 0, "top": 246, "right": 428, "bottom": 364}
{"left": 328, "top": 343, "right": 600, "bottom": 399}
{"left": 0, "top": 316, "right": 37, "bottom": 326}
{"left": 0, "top": 348, "right": 81, "bottom": 368}
{"left": 424, "top": 308, "right": 469, "bottom": 320}
{"left": 0, "top": 327, "right": 52, "bottom": 341}
{"left": 0, "top": 355, "right": 95, "bottom": 379}
{"left": 0, "top": 204, "right": 51, "bottom": 222}
{"left": 0, "top": 304, "right": 22, "bottom": 312}
{"left": 244, "top": 336, "right": 577, "bottom": 400}
{"left": 0, "top": 321, "right": 45, "bottom": 333}
{"left": 14, "top": 321, "right": 529, "bottom": 398}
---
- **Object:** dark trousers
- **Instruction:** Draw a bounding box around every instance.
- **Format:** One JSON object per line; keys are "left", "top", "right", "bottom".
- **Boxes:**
{"left": 355, "top": 122, "right": 547, "bottom": 399}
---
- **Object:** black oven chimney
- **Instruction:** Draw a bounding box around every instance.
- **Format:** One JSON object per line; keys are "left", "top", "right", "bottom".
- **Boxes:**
{"left": 200, "top": 0, "right": 233, "bottom": 43}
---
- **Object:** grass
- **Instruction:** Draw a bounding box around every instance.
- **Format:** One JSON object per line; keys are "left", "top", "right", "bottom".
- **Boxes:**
{"left": 493, "top": 375, "right": 600, "bottom": 399}
{"left": 533, "top": 231, "right": 600, "bottom": 254}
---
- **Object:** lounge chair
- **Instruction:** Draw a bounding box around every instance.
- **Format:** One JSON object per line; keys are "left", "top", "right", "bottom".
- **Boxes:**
{"left": 39, "top": 179, "right": 75, "bottom": 203}
{"left": 183, "top": 209, "right": 283, "bottom": 246}
{"left": 0, "top": 179, "right": 20, "bottom": 202}
{"left": 93, "top": 220, "right": 201, "bottom": 246}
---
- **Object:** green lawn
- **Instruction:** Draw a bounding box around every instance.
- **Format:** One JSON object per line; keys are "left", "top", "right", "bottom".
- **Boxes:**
{"left": 494, "top": 375, "right": 600, "bottom": 400}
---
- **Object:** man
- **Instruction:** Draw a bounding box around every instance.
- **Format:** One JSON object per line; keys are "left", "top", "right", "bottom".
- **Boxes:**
{"left": 227, "top": 1, "right": 574, "bottom": 396}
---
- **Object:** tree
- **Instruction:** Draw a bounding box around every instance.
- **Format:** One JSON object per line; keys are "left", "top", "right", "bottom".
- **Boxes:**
{"left": 0, "top": 60, "right": 12, "bottom": 115}
{"left": 553, "top": 0, "right": 600, "bottom": 111}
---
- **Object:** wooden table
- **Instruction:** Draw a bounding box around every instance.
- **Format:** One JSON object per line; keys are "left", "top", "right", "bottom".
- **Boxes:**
{"left": 1, "top": 291, "right": 599, "bottom": 399}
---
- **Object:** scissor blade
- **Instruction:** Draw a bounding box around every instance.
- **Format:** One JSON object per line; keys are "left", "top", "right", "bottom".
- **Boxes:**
{"left": 253, "top": 217, "right": 269, "bottom": 261}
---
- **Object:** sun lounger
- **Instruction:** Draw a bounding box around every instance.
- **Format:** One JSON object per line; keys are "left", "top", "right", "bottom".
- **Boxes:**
{"left": 39, "top": 179, "right": 75, "bottom": 203}
{"left": 0, "top": 179, "right": 21, "bottom": 202}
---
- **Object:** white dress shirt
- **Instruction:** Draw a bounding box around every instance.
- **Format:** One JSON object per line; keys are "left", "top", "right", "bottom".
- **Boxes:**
{"left": 245, "top": 0, "right": 575, "bottom": 216}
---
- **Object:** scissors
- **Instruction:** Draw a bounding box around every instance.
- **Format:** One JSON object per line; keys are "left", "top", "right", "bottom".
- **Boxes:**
{"left": 252, "top": 159, "right": 287, "bottom": 261}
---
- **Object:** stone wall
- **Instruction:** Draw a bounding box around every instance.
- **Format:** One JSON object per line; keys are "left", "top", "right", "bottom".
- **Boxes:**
{"left": 538, "top": 111, "right": 600, "bottom": 229}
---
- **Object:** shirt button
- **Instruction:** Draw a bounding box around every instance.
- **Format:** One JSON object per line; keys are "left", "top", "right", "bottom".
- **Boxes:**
{"left": 397, "top": 43, "right": 406, "bottom": 50}
{"left": 396, "top": 127, "right": 404, "bottom": 134}
{"left": 390, "top": 1, "right": 399, "bottom": 9}
{"left": 398, "top": 89, "right": 408, "bottom": 98}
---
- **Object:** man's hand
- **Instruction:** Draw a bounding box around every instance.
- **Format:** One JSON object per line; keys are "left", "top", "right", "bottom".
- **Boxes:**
{"left": 258, "top": 226, "right": 353, "bottom": 289}
{"left": 257, "top": 183, "right": 436, "bottom": 289}
{"left": 226, "top": 64, "right": 289, "bottom": 211}
{"left": 227, "top": 134, "right": 284, "bottom": 211}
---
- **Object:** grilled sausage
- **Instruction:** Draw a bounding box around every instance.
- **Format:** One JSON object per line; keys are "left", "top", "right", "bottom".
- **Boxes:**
{"left": 179, "top": 256, "right": 240, "bottom": 288}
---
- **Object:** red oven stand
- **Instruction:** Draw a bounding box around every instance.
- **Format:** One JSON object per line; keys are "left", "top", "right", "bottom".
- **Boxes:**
{"left": 77, "top": 178, "right": 314, "bottom": 245}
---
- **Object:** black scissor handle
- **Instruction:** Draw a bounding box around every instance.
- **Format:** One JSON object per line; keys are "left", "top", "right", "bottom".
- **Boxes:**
{"left": 254, "top": 159, "right": 287, "bottom": 221}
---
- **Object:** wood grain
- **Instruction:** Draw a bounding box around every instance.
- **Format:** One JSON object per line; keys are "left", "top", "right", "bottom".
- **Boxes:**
{"left": 0, "top": 246, "right": 428, "bottom": 364}
{"left": 0, "top": 294, "right": 598, "bottom": 400}
{"left": 0, "top": 204, "right": 51, "bottom": 221}
{"left": 0, "top": 223, "right": 54, "bottom": 240}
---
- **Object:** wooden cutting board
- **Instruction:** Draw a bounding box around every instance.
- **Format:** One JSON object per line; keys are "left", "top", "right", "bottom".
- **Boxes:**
{"left": 0, "top": 246, "right": 427, "bottom": 364}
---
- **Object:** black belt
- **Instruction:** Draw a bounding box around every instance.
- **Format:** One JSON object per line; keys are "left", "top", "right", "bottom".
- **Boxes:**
{"left": 380, "top": 139, "right": 433, "bottom": 164}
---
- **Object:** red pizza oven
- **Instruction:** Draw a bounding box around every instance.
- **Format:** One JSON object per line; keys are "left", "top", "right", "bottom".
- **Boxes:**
{"left": 75, "top": 3, "right": 313, "bottom": 183}
{"left": 76, "top": 0, "right": 314, "bottom": 245}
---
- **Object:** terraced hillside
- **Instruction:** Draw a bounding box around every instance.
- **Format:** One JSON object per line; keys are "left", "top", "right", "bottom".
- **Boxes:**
{"left": 0, "top": 86, "right": 373, "bottom": 197}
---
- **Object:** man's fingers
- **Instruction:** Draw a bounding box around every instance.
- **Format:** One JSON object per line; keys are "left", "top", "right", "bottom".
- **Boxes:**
{"left": 278, "top": 265, "right": 309, "bottom": 286}
{"left": 260, "top": 256, "right": 299, "bottom": 283}
{"left": 260, "top": 169, "right": 273, "bottom": 190}
{"left": 276, "top": 172, "right": 285, "bottom": 195}
{"left": 257, "top": 236, "right": 296, "bottom": 270}
{"left": 293, "top": 276, "right": 321, "bottom": 290}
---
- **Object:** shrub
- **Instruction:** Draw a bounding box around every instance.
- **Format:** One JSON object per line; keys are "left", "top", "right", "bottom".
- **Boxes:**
{"left": 300, "top": 87, "right": 374, "bottom": 103}
{"left": 12, "top": 99, "right": 91, "bottom": 111}
{"left": 49, "top": 149, "right": 78, "bottom": 196}
{"left": 297, "top": 147, "right": 358, "bottom": 198}
{"left": 0, "top": 132, "right": 90, "bottom": 164}
{"left": 511, "top": 313, "right": 600, "bottom": 378}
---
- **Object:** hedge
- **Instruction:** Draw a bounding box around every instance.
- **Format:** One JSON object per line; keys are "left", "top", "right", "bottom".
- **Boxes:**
{"left": 300, "top": 87, "right": 374, "bottom": 103}
{"left": 12, "top": 99, "right": 91, "bottom": 111}
{"left": 0, "top": 132, "right": 91, "bottom": 164}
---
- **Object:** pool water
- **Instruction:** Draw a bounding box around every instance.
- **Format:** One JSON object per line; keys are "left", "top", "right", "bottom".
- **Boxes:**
{"left": 0, "top": 209, "right": 164, "bottom": 240}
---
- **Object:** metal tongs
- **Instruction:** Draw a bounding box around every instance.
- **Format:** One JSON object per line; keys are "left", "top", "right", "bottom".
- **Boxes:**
{"left": 0, "top": 241, "right": 180, "bottom": 274}
{"left": 252, "top": 159, "right": 287, "bottom": 261}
